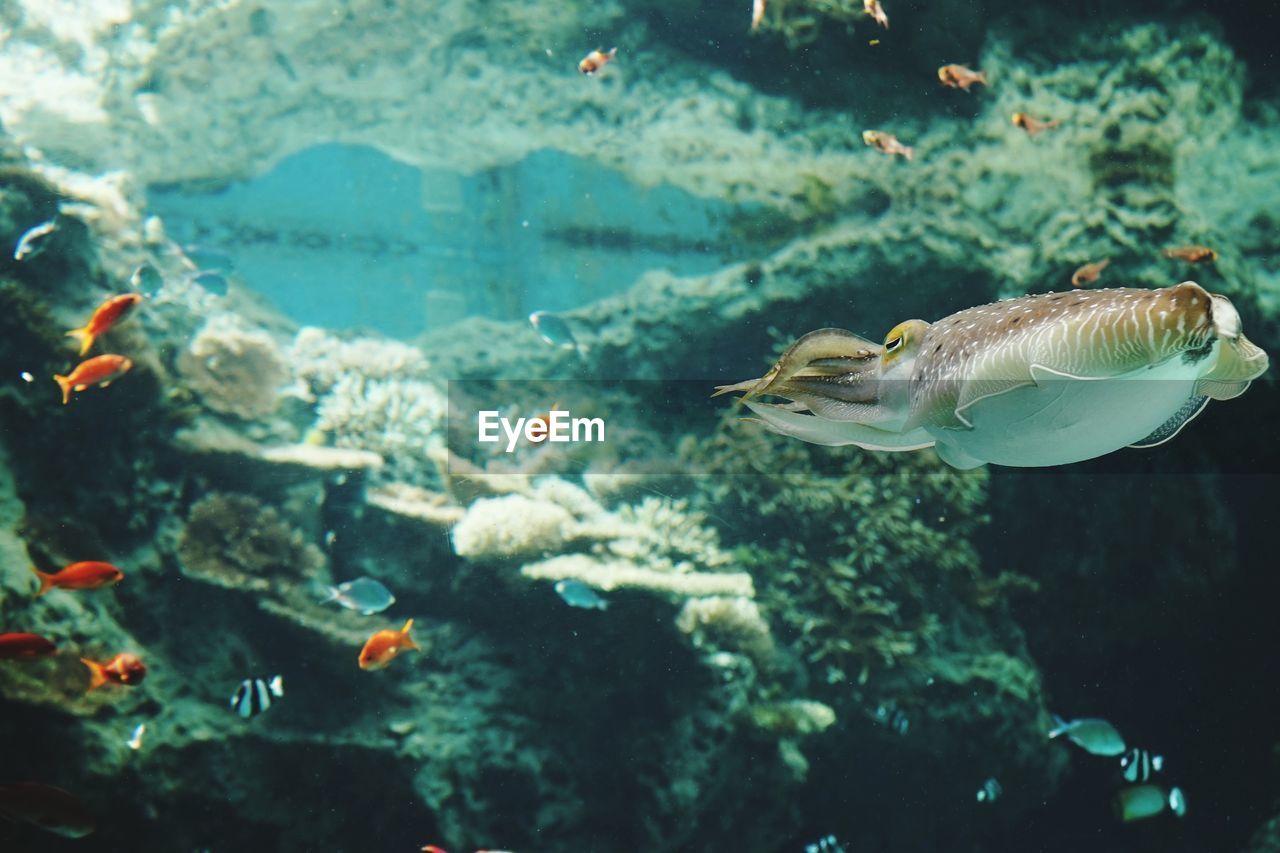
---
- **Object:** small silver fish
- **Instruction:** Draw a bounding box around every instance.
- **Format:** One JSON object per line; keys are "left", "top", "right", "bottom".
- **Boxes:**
{"left": 320, "top": 577, "right": 396, "bottom": 615}
{"left": 127, "top": 723, "right": 147, "bottom": 751}
{"left": 129, "top": 262, "right": 164, "bottom": 298}
{"left": 1120, "top": 747, "right": 1164, "bottom": 783}
{"left": 976, "top": 777, "right": 1002, "bottom": 803}
{"left": 805, "top": 835, "right": 846, "bottom": 853}
{"left": 1114, "top": 784, "right": 1186, "bottom": 822}
{"left": 529, "top": 310, "right": 588, "bottom": 358}
{"left": 554, "top": 579, "right": 609, "bottom": 610}
{"left": 230, "top": 675, "right": 283, "bottom": 719}
{"left": 186, "top": 270, "right": 229, "bottom": 296}
{"left": 873, "top": 702, "right": 909, "bottom": 735}
{"left": 13, "top": 219, "right": 58, "bottom": 261}
{"left": 1049, "top": 715, "right": 1126, "bottom": 756}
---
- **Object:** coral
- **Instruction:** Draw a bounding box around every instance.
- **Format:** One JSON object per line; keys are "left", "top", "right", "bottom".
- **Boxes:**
{"left": 451, "top": 493, "right": 576, "bottom": 561}
{"left": 521, "top": 553, "right": 755, "bottom": 599}
{"left": 675, "top": 595, "right": 775, "bottom": 664}
{"left": 747, "top": 699, "right": 836, "bottom": 737}
{"left": 176, "top": 493, "right": 325, "bottom": 591}
{"left": 176, "top": 315, "right": 288, "bottom": 420}
{"left": 366, "top": 482, "right": 466, "bottom": 528}
{"left": 290, "top": 326, "right": 429, "bottom": 396}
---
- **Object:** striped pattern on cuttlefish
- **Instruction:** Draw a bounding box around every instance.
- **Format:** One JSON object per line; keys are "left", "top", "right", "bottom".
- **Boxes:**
{"left": 715, "top": 282, "right": 1269, "bottom": 469}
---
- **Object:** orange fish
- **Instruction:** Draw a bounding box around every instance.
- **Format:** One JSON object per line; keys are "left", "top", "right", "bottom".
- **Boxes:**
{"left": 751, "top": 0, "right": 766, "bottom": 30}
{"left": 1071, "top": 258, "right": 1111, "bottom": 287}
{"left": 0, "top": 782, "right": 95, "bottom": 838}
{"left": 65, "top": 293, "right": 143, "bottom": 356}
{"left": 526, "top": 402, "right": 560, "bottom": 445}
{"left": 1012, "top": 112, "right": 1061, "bottom": 136}
{"left": 864, "top": 0, "right": 889, "bottom": 28}
{"left": 578, "top": 47, "right": 617, "bottom": 75}
{"left": 0, "top": 632, "right": 58, "bottom": 660}
{"left": 938, "top": 64, "right": 987, "bottom": 91}
{"left": 81, "top": 652, "right": 147, "bottom": 690}
{"left": 1163, "top": 245, "right": 1218, "bottom": 264}
{"left": 421, "top": 847, "right": 448, "bottom": 853}
{"left": 30, "top": 561, "right": 124, "bottom": 597}
{"left": 359, "top": 618, "right": 419, "bottom": 670}
{"left": 863, "top": 130, "right": 913, "bottom": 161}
{"left": 53, "top": 354, "right": 132, "bottom": 405}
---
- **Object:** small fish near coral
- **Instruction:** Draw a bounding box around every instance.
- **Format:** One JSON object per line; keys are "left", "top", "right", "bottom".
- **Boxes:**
{"left": 976, "top": 777, "right": 1003, "bottom": 803}
{"left": 863, "top": 0, "right": 889, "bottom": 28}
{"left": 1163, "top": 245, "right": 1218, "bottom": 264}
{"left": 1012, "top": 112, "right": 1061, "bottom": 136}
{"left": 53, "top": 354, "right": 133, "bottom": 405}
{"left": 529, "top": 310, "right": 588, "bottom": 358}
{"left": 1113, "top": 784, "right": 1186, "bottom": 822}
{"left": 805, "top": 834, "right": 847, "bottom": 853}
{"left": 12, "top": 219, "right": 59, "bottom": 262}
{"left": 554, "top": 579, "right": 609, "bottom": 610}
{"left": 1048, "top": 715, "right": 1126, "bottom": 756}
{"left": 862, "top": 130, "right": 913, "bottom": 161}
{"left": 871, "top": 702, "right": 909, "bottom": 735}
{"left": 0, "top": 782, "right": 95, "bottom": 838}
{"left": 129, "top": 262, "right": 165, "bottom": 298}
{"left": 81, "top": 653, "right": 147, "bottom": 690}
{"left": 751, "top": 0, "right": 766, "bottom": 30}
{"left": 65, "top": 293, "right": 144, "bottom": 356}
{"left": 127, "top": 723, "right": 147, "bottom": 751}
{"left": 30, "top": 561, "right": 124, "bottom": 597}
{"left": 321, "top": 577, "right": 396, "bottom": 615}
{"left": 938, "top": 64, "right": 987, "bottom": 91}
{"left": 1071, "top": 258, "right": 1110, "bottom": 287}
{"left": 715, "top": 283, "right": 1269, "bottom": 469}
{"left": 359, "top": 618, "right": 419, "bottom": 670}
{"left": 0, "top": 632, "right": 58, "bottom": 660}
{"left": 1120, "top": 747, "right": 1164, "bottom": 783}
{"left": 230, "top": 675, "right": 284, "bottom": 719}
{"left": 578, "top": 47, "right": 617, "bottom": 75}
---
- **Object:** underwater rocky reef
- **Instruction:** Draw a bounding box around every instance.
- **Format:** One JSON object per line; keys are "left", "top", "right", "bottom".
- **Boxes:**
{"left": 0, "top": 1, "right": 1278, "bottom": 852}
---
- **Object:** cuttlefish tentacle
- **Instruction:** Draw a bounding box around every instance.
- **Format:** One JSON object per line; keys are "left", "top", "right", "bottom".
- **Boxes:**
{"left": 744, "top": 399, "right": 936, "bottom": 450}
{"left": 712, "top": 328, "right": 882, "bottom": 401}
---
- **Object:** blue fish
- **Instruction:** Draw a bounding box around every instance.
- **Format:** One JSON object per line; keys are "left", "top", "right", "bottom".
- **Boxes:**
{"left": 805, "top": 835, "right": 846, "bottom": 853}
{"left": 320, "top": 577, "right": 396, "bottom": 615}
{"left": 554, "top": 579, "right": 608, "bottom": 610}
{"left": 129, "top": 262, "right": 164, "bottom": 298}
{"left": 976, "top": 777, "right": 1002, "bottom": 803}
{"left": 187, "top": 270, "right": 229, "bottom": 296}
{"left": 1049, "top": 715, "right": 1126, "bottom": 756}
{"left": 529, "top": 311, "right": 588, "bottom": 359}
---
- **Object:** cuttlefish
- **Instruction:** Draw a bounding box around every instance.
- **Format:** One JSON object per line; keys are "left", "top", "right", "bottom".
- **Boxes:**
{"left": 715, "top": 283, "right": 1268, "bottom": 469}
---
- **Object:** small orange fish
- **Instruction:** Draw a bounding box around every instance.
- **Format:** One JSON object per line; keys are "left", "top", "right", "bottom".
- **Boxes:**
{"left": 864, "top": 0, "right": 889, "bottom": 28}
{"left": 0, "top": 782, "right": 95, "bottom": 838}
{"left": 751, "top": 0, "right": 766, "bottom": 30}
{"left": 938, "top": 64, "right": 987, "bottom": 91}
{"left": 421, "top": 847, "right": 448, "bottom": 853}
{"left": 863, "top": 130, "right": 913, "bottom": 161}
{"left": 526, "top": 402, "right": 560, "bottom": 445}
{"left": 53, "top": 354, "right": 132, "bottom": 405}
{"left": 65, "top": 293, "right": 144, "bottom": 356}
{"left": 1071, "top": 258, "right": 1111, "bottom": 287}
{"left": 0, "top": 632, "right": 58, "bottom": 660}
{"left": 578, "top": 47, "right": 617, "bottom": 75}
{"left": 359, "top": 618, "right": 419, "bottom": 670}
{"left": 1012, "top": 112, "right": 1061, "bottom": 136}
{"left": 81, "top": 652, "right": 147, "bottom": 690}
{"left": 30, "top": 561, "right": 124, "bottom": 597}
{"left": 1163, "top": 245, "right": 1218, "bottom": 264}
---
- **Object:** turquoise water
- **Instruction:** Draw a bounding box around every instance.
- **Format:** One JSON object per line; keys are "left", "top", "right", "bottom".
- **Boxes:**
{"left": 0, "top": 1, "right": 1278, "bottom": 852}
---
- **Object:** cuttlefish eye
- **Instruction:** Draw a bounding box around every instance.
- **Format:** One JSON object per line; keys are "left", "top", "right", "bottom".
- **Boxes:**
{"left": 881, "top": 320, "right": 929, "bottom": 370}
{"left": 886, "top": 335, "right": 904, "bottom": 352}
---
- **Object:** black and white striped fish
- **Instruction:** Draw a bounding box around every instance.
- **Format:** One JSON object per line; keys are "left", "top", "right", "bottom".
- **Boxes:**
{"left": 230, "top": 675, "right": 284, "bottom": 719}
{"left": 1120, "top": 747, "right": 1164, "bottom": 783}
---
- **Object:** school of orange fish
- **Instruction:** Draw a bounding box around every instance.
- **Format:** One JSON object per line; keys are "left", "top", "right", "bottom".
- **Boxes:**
{"left": 0, "top": 6, "right": 1221, "bottom": 845}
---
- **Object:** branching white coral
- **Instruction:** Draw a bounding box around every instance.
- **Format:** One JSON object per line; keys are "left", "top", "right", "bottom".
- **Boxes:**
{"left": 675, "top": 596, "right": 774, "bottom": 664}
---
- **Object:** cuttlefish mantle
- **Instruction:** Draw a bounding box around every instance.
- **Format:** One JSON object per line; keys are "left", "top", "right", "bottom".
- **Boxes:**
{"left": 715, "top": 283, "right": 1269, "bottom": 469}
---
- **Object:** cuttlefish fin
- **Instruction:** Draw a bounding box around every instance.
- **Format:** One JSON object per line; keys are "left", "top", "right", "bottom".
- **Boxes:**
{"left": 932, "top": 441, "right": 987, "bottom": 470}
{"left": 1129, "top": 395, "right": 1209, "bottom": 449}
{"left": 744, "top": 400, "right": 935, "bottom": 450}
